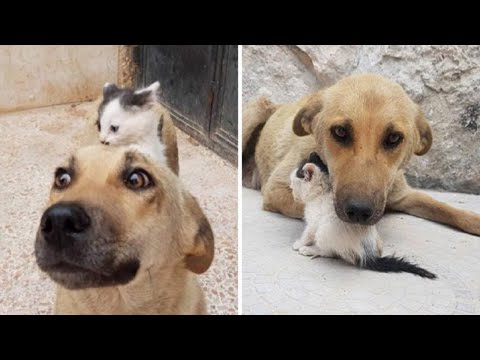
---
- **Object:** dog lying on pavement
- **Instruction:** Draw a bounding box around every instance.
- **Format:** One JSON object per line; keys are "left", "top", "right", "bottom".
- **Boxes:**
{"left": 35, "top": 145, "right": 214, "bottom": 314}
{"left": 243, "top": 73, "right": 480, "bottom": 236}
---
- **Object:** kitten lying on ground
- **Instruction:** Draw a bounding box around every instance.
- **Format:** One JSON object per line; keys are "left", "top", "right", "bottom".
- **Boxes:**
{"left": 289, "top": 153, "right": 436, "bottom": 279}
{"left": 95, "top": 81, "right": 179, "bottom": 174}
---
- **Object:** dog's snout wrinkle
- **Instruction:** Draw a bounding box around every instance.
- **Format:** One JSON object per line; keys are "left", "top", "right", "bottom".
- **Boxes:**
{"left": 41, "top": 203, "right": 91, "bottom": 249}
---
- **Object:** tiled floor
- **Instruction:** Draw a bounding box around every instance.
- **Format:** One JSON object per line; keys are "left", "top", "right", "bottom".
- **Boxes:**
{"left": 0, "top": 102, "right": 237, "bottom": 315}
{"left": 243, "top": 188, "right": 480, "bottom": 315}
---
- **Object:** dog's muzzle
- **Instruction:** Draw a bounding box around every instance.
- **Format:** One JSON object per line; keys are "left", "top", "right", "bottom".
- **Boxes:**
{"left": 40, "top": 203, "right": 91, "bottom": 250}
{"left": 35, "top": 201, "right": 139, "bottom": 289}
{"left": 334, "top": 197, "right": 385, "bottom": 225}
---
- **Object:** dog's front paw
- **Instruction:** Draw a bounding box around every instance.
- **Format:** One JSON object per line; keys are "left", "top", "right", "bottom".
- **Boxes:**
{"left": 292, "top": 240, "right": 303, "bottom": 251}
{"left": 298, "top": 246, "right": 319, "bottom": 257}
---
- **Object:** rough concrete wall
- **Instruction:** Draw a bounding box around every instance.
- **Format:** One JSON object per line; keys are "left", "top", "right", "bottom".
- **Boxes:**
{"left": 118, "top": 45, "right": 139, "bottom": 88}
{"left": 243, "top": 45, "right": 480, "bottom": 194}
{"left": 0, "top": 45, "right": 118, "bottom": 113}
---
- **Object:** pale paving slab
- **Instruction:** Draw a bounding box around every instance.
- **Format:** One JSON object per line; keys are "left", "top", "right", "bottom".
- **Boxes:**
{"left": 243, "top": 188, "right": 480, "bottom": 315}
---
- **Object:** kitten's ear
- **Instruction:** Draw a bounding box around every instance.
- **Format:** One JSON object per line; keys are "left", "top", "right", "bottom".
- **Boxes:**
{"left": 302, "top": 163, "right": 316, "bottom": 181}
{"left": 143, "top": 81, "right": 160, "bottom": 94}
{"left": 103, "top": 83, "right": 120, "bottom": 99}
{"left": 132, "top": 81, "right": 160, "bottom": 107}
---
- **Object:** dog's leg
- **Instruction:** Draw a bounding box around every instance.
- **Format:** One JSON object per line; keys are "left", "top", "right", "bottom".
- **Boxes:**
{"left": 261, "top": 148, "right": 308, "bottom": 218}
{"left": 263, "top": 171, "right": 304, "bottom": 219}
{"left": 388, "top": 174, "right": 480, "bottom": 236}
{"left": 293, "top": 225, "right": 316, "bottom": 250}
{"left": 263, "top": 180, "right": 304, "bottom": 218}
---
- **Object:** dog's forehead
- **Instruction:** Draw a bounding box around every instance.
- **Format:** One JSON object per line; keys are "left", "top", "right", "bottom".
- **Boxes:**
{"left": 70, "top": 145, "right": 150, "bottom": 175}
{"left": 324, "top": 76, "right": 416, "bottom": 125}
{"left": 76, "top": 145, "right": 123, "bottom": 163}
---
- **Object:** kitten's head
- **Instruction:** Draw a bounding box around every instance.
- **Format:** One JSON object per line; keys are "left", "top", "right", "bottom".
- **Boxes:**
{"left": 290, "top": 152, "right": 330, "bottom": 202}
{"left": 97, "top": 81, "right": 160, "bottom": 146}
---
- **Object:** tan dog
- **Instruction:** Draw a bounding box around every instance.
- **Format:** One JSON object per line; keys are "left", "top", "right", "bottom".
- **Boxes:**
{"left": 35, "top": 145, "right": 214, "bottom": 314}
{"left": 243, "top": 73, "right": 480, "bottom": 236}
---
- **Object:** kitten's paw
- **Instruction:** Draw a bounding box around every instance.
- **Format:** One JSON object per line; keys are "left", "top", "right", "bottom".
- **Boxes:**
{"left": 292, "top": 240, "right": 303, "bottom": 251}
{"left": 299, "top": 246, "right": 320, "bottom": 257}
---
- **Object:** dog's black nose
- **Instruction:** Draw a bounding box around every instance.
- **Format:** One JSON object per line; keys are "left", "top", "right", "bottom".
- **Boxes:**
{"left": 100, "top": 140, "right": 110, "bottom": 145}
{"left": 344, "top": 201, "right": 374, "bottom": 224}
{"left": 40, "top": 203, "right": 90, "bottom": 249}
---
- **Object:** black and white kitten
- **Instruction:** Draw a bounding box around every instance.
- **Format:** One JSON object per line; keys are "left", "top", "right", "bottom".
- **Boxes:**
{"left": 290, "top": 152, "right": 436, "bottom": 279}
{"left": 97, "top": 81, "right": 166, "bottom": 164}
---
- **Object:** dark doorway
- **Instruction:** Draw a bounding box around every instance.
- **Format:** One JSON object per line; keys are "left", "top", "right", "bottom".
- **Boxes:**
{"left": 137, "top": 45, "right": 238, "bottom": 165}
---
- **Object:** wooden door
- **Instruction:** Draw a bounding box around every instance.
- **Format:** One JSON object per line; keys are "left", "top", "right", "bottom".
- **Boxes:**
{"left": 137, "top": 45, "right": 238, "bottom": 165}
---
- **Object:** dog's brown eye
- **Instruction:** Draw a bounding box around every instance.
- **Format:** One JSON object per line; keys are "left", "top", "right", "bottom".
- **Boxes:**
{"left": 110, "top": 125, "right": 119, "bottom": 133}
{"left": 54, "top": 170, "right": 72, "bottom": 189}
{"left": 334, "top": 127, "right": 346, "bottom": 138}
{"left": 125, "top": 169, "right": 152, "bottom": 190}
{"left": 384, "top": 132, "right": 403, "bottom": 149}
{"left": 330, "top": 125, "right": 352, "bottom": 145}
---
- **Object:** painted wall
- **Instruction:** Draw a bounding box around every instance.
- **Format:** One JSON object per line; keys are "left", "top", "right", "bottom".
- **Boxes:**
{"left": 0, "top": 45, "right": 118, "bottom": 113}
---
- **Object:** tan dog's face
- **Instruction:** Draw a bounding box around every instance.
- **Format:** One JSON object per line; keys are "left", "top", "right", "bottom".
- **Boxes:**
{"left": 35, "top": 145, "right": 214, "bottom": 289}
{"left": 293, "top": 74, "right": 432, "bottom": 225}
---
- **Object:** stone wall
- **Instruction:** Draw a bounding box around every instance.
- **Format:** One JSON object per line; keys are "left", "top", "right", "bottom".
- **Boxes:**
{"left": 243, "top": 45, "right": 480, "bottom": 194}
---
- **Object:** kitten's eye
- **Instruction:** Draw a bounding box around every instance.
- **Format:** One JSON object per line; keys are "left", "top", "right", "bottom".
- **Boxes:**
{"left": 383, "top": 132, "right": 403, "bottom": 149}
{"left": 124, "top": 169, "right": 153, "bottom": 190}
{"left": 54, "top": 169, "right": 72, "bottom": 189}
{"left": 330, "top": 125, "right": 352, "bottom": 145}
{"left": 110, "top": 125, "right": 119, "bottom": 133}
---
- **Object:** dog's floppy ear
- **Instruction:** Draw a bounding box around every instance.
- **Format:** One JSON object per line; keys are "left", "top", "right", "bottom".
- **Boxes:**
{"left": 414, "top": 107, "right": 433, "bottom": 156}
{"left": 293, "top": 91, "right": 324, "bottom": 136}
{"left": 181, "top": 193, "right": 214, "bottom": 274}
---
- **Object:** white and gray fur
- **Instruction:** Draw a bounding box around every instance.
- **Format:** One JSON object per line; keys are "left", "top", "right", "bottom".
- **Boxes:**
{"left": 290, "top": 153, "right": 436, "bottom": 279}
{"left": 96, "top": 81, "right": 166, "bottom": 164}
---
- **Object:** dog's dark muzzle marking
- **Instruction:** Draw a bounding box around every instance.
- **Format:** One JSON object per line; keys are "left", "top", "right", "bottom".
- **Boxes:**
{"left": 35, "top": 201, "right": 140, "bottom": 289}
{"left": 38, "top": 259, "right": 141, "bottom": 290}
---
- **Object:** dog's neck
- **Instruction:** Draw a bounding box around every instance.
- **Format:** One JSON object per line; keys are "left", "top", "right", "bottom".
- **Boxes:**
{"left": 56, "top": 264, "right": 205, "bottom": 314}
{"left": 118, "top": 264, "right": 201, "bottom": 314}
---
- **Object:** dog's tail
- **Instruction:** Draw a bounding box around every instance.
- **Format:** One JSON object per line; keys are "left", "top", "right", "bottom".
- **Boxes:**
{"left": 242, "top": 97, "right": 280, "bottom": 189}
{"left": 362, "top": 255, "right": 436, "bottom": 279}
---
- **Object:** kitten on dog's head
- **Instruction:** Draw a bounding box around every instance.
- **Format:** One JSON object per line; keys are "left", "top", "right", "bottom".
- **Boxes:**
{"left": 97, "top": 81, "right": 160, "bottom": 145}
